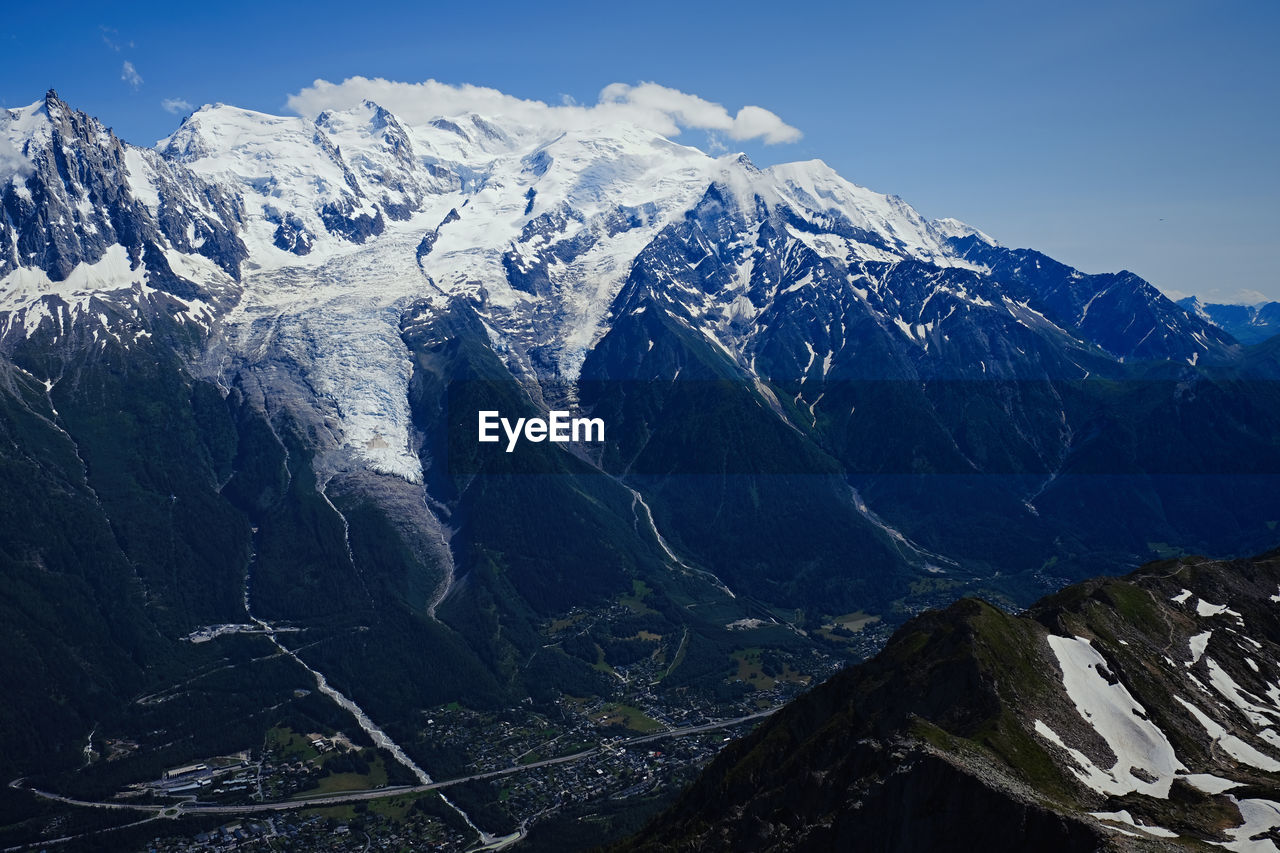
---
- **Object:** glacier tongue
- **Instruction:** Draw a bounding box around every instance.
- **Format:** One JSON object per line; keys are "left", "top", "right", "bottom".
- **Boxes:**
{"left": 216, "top": 225, "right": 434, "bottom": 482}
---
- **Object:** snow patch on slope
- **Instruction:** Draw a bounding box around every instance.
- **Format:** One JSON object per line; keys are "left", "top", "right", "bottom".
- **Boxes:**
{"left": 1206, "top": 659, "right": 1280, "bottom": 728}
{"left": 1218, "top": 798, "right": 1280, "bottom": 852}
{"left": 1, "top": 244, "right": 146, "bottom": 319}
{"left": 1088, "top": 810, "right": 1178, "bottom": 839}
{"left": 1190, "top": 630, "right": 1212, "bottom": 665}
{"left": 1197, "top": 597, "right": 1243, "bottom": 619}
{"left": 1043, "top": 635, "right": 1184, "bottom": 797}
{"left": 1176, "top": 697, "right": 1280, "bottom": 772}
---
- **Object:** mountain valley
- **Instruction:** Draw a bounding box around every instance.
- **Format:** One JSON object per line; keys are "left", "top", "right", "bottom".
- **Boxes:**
{"left": 1, "top": 88, "right": 1278, "bottom": 850}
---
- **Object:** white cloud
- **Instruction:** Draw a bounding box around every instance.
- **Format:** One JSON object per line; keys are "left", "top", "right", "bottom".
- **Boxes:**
{"left": 286, "top": 76, "right": 802, "bottom": 146}
{"left": 121, "top": 61, "right": 143, "bottom": 91}
{"left": 0, "top": 137, "right": 34, "bottom": 178}
{"left": 728, "top": 104, "right": 804, "bottom": 145}
{"left": 161, "top": 97, "right": 193, "bottom": 115}
{"left": 1227, "top": 289, "right": 1268, "bottom": 306}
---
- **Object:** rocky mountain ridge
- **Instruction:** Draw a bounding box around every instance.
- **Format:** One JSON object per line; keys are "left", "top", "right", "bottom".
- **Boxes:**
{"left": 619, "top": 550, "right": 1280, "bottom": 851}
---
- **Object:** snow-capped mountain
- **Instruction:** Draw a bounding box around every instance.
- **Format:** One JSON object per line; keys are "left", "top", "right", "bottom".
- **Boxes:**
{"left": 0, "top": 93, "right": 244, "bottom": 284}
{"left": 2, "top": 90, "right": 1279, "bottom": 850}
{"left": 0, "top": 92, "right": 245, "bottom": 347}
{"left": 1, "top": 88, "right": 1272, "bottom": 556}
{"left": 4, "top": 88, "right": 1234, "bottom": 366}
{"left": 2, "top": 87, "right": 1274, "bottom": 588}
{"left": 0, "top": 91, "right": 1010, "bottom": 478}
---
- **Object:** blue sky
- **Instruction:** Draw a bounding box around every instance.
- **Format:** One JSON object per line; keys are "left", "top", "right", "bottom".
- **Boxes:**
{"left": 3, "top": 0, "right": 1277, "bottom": 301}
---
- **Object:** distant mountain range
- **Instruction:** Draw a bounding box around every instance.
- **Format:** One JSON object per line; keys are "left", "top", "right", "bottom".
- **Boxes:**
{"left": 2, "top": 89, "right": 1278, "bottom": 847}
{"left": 618, "top": 549, "right": 1280, "bottom": 851}
{"left": 1179, "top": 296, "right": 1280, "bottom": 346}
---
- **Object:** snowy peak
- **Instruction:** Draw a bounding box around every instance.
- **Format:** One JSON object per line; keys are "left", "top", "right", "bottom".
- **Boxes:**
{"left": 313, "top": 100, "right": 447, "bottom": 219}
{"left": 767, "top": 158, "right": 956, "bottom": 263}
{"left": 1, "top": 90, "right": 134, "bottom": 282}
{"left": 685, "top": 156, "right": 980, "bottom": 272}
{"left": 412, "top": 113, "right": 529, "bottom": 164}
{"left": 1177, "top": 293, "right": 1211, "bottom": 321}
{"left": 154, "top": 102, "right": 565, "bottom": 265}
{"left": 1, "top": 93, "right": 55, "bottom": 168}
{"left": 161, "top": 104, "right": 387, "bottom": 257}
{"left": 0, "top": 91, "right": 244, "bottom": 328}
{"left": 520, "top": 122, "right": 709, "bottom": 213}
{"left": 417, "top": 120, "right": 720, "bottom": 380}
{"left": 932, "top": 215, "right": 998, "bottom": 246}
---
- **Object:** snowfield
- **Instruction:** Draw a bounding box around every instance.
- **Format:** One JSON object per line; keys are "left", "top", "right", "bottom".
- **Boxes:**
{"left": 1, "top": 94, "right": 1005, "bottom": 482}
{"left": 1042, "top": 635, "right": 1184, "bottom": 797}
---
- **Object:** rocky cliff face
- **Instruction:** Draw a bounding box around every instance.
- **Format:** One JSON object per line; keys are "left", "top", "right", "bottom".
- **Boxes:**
{"left": 952, "top": 238, "right": 1238, "bottom": 364}
{"left": 1, "top": 91, "right": 245, "bottom": 286}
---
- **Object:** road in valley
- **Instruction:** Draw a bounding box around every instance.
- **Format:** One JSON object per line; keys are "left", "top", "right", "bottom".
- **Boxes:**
{"left": 12, "top": 707, "right": 779, "bottom": 818}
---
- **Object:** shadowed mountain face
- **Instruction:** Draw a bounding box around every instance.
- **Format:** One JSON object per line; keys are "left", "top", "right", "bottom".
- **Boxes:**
{"left": 618, "top": 550, "right": 1280, "bottom": 852}
{"left": 0, "top": 92, "right": 1277, "bottom": 844}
